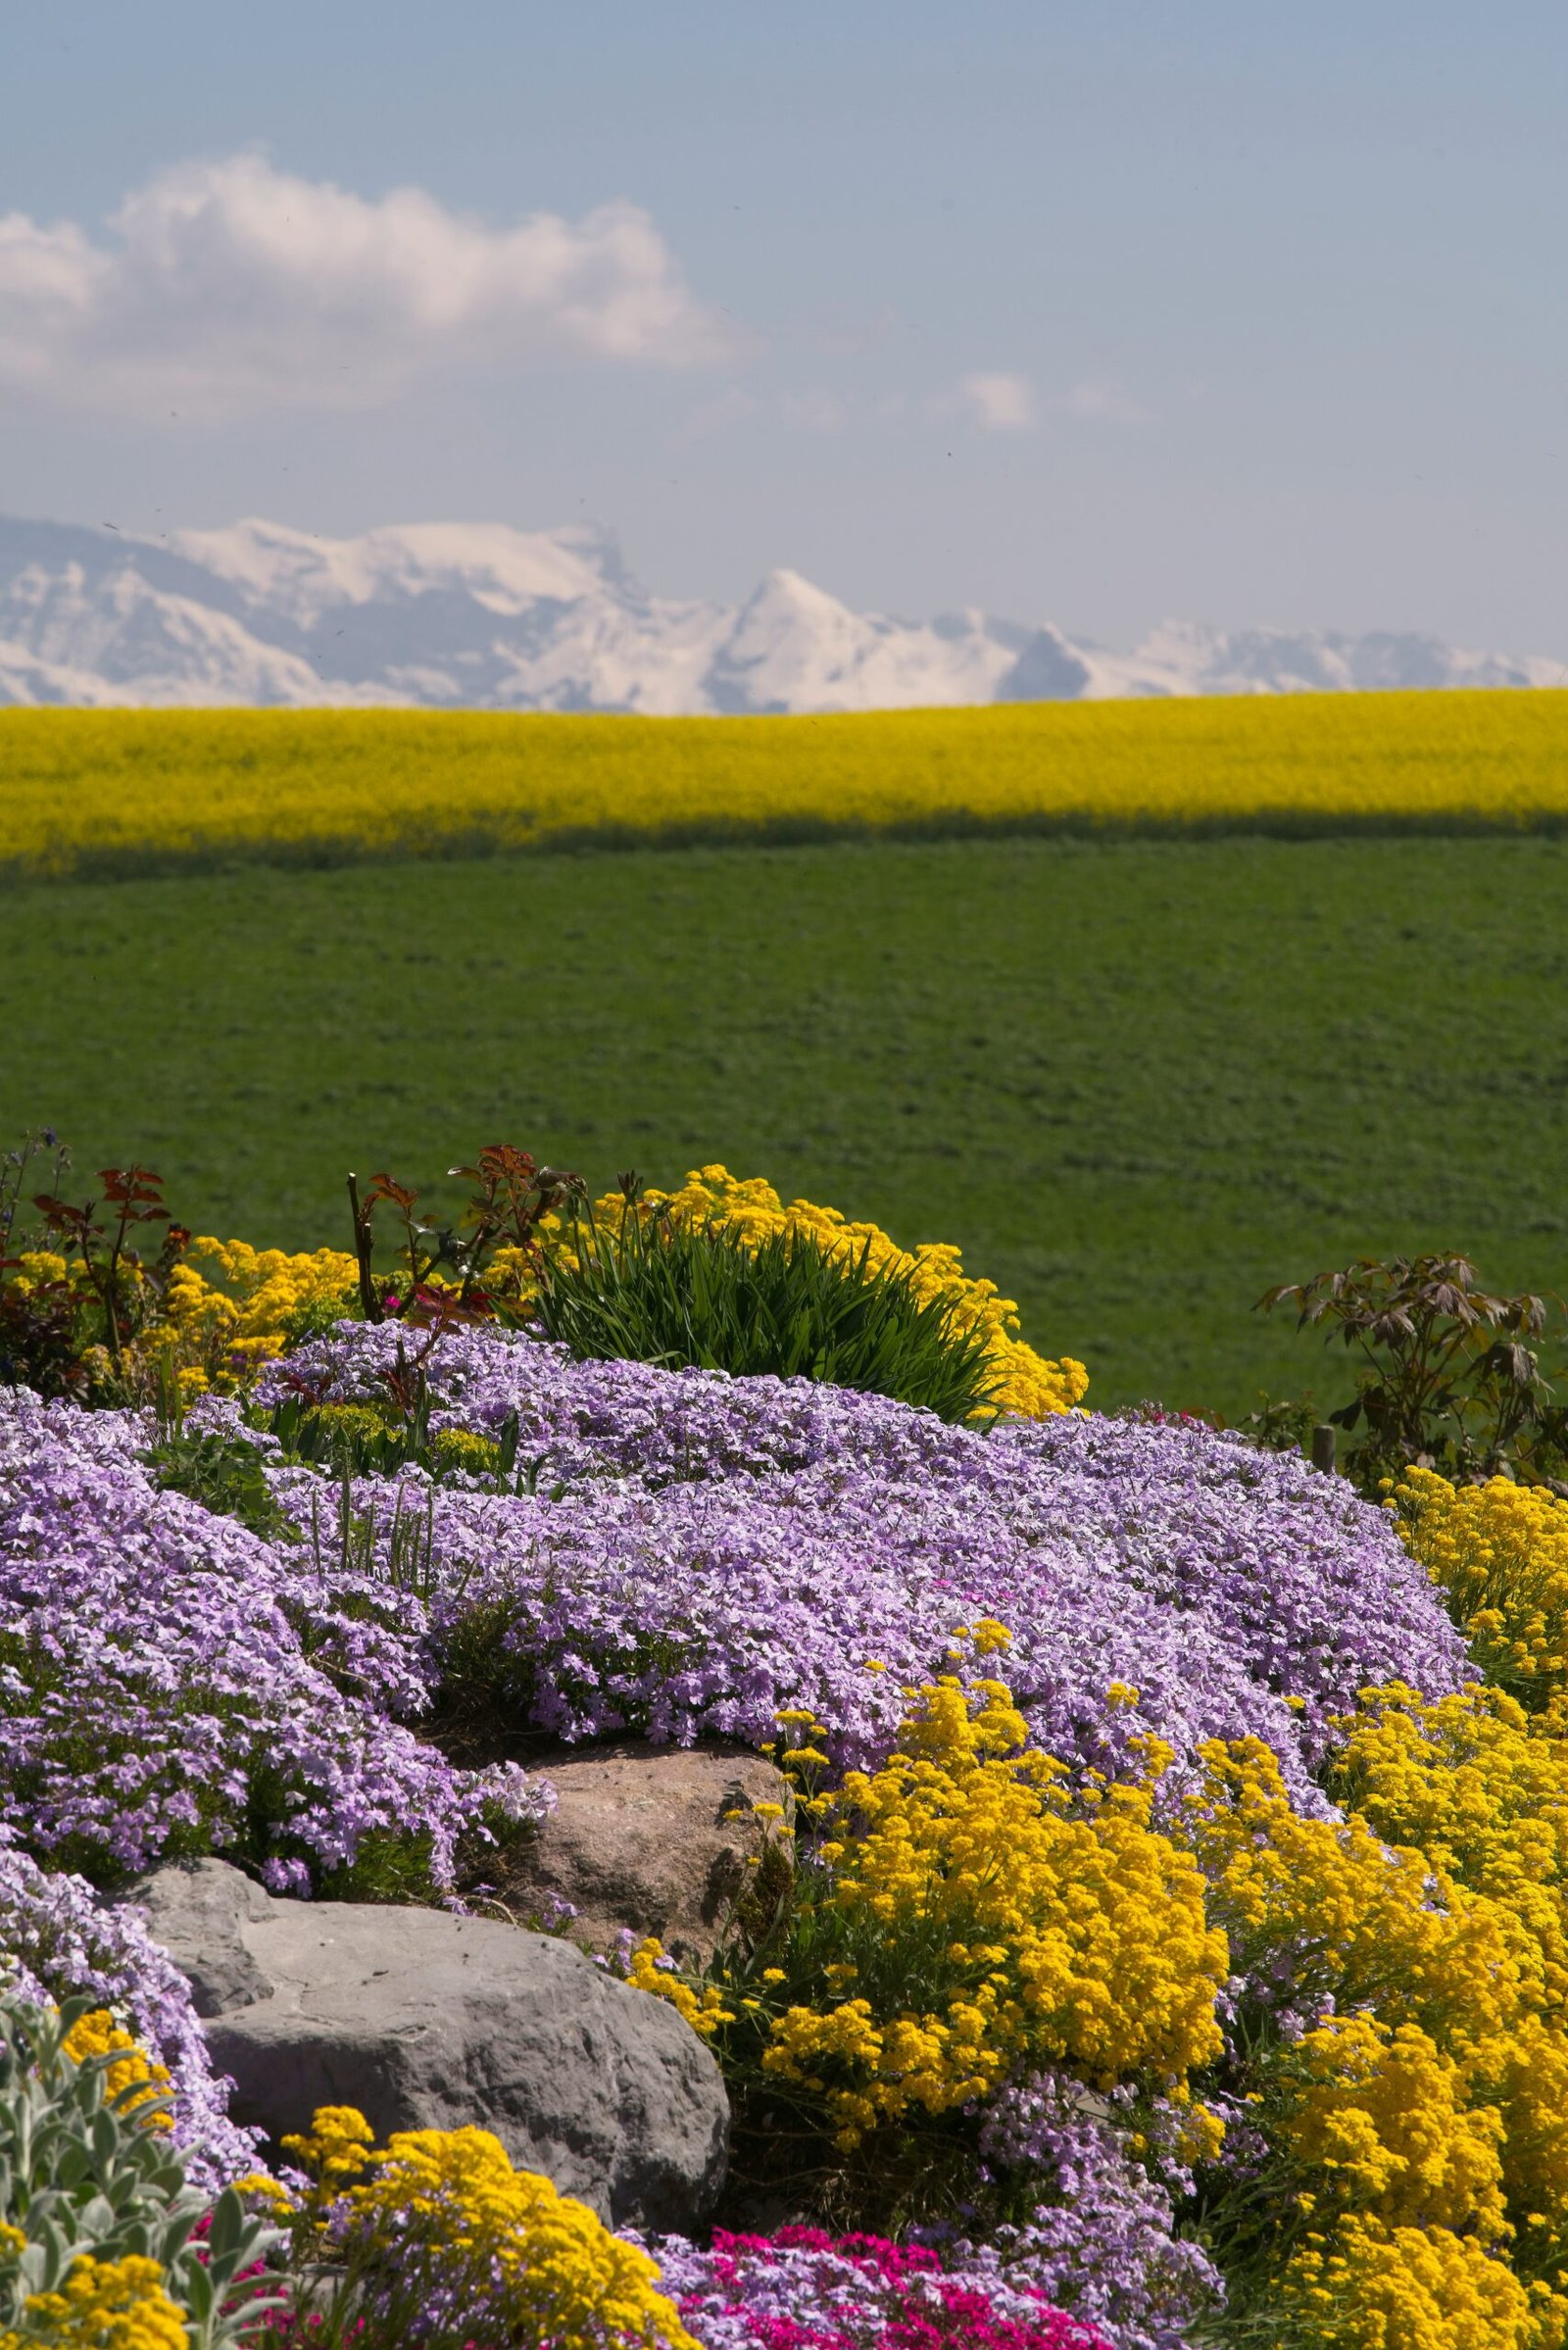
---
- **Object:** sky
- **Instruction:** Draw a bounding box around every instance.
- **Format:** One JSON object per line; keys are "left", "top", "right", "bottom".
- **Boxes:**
{"left": 2, "top": 1, "right": 1565, "bottom": 649}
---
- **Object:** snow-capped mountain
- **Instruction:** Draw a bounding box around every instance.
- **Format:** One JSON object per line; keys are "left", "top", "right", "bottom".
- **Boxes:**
{"left": 0, "top": 514, "right": 1558, "bottom": 713}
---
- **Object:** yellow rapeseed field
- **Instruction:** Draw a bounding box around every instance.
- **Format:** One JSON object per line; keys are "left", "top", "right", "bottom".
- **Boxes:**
{"left": 3, "top": 692, "right": 1567, "bottom": 878}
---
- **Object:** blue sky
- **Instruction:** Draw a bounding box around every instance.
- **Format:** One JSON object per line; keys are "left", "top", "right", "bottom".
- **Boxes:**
{"left": 3, "top": 1, "right": 1565, "bottom": 646}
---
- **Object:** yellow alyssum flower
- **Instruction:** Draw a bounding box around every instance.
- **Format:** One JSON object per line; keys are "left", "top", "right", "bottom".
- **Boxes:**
{"left": 60, "top": 2009, "right": 172, "bottom": 2130}
{"left": 761, "top": 1673, "right": 1226, "bottom": 2145}
{"left": 8, "top": 1250, "right": 69, "bottom": 1294}
{"left": 162, "top": 1238, "right": 359, "bottom": 1392}
{"left": 1332, "top": 1682, "right": 1568, "bottom": 2003}
{"left": 1392, "top": 1469, "right": 1568, "bottom": 1713}
{"left": 429, "top": 1424, "right": 507, "bottom": 1476}
{"left": 1167, "top": 2100, "right": 1228, "bottom": 2168}
{"left": 291, "top": 2112, "right": 695, "bottom": 2350}
{"left": 1327, "top": 1685, "right": 1568, "bottom": 2284}
{"left": 1187, "top": 1737, "right": 1537, "bottom": 2043}
{"left": 622, "top": 1167, "right": 1088, "bottom": 1420}
{"left": 1276, "top": 2217, "right": 1539, "bottom": 2350}
{"left": 626, "top": 1940, "right": 736, "bottom": 2037}
{"left": 1193, "top": 1719, "right": 1568, "bottom": 2295}
{"left": 281, "top": 2101, "right": 376, "bottom": 2187}
{"left": 1, "top": 2254, "right": 189, "bottom": 2350}
{"left": 1280, "top": 2015, "right": 1508, "bottom": 2241}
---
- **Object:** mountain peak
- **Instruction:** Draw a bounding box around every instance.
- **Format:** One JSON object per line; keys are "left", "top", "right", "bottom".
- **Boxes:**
{"left": 0, "top": 514, "right": 1559, "bottom": 714}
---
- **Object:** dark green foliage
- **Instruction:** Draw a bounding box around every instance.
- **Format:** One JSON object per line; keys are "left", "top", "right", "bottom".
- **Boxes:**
{"left": 535, "top": 1202, "right": 1004, "bottom": 1421}
{"left": 146, "top": 1384, "right": 542, "bottom": 1548}
{"left": 6, "top": 834, "right": 1568, "bottom": 1414}
{"left": 264, "top": 1392, "right": 543, "bottom": 1493}
{"left": 1255, "top": 1251, "right": 1568, "bottom": 1494}
{"left": 1231, "top": 1392, "right": 1327, "bottom": 1461}
{"left": 147, "top": 1422, "right": 297, "bottom": 1540}
{"left": 0, "top": 1266, "right": 81, "bottom": 1399}
{"left": 270, "top": 1391, "right": 436, "bottom": 1480}
{"left": 0, "top": 1130, "right": 97, "bottom": 1398}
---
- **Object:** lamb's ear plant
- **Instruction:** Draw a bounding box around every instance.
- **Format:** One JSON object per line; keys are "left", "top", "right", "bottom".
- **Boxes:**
{"left": 0, "top": 1988, "right": 283, "bottom": 2349}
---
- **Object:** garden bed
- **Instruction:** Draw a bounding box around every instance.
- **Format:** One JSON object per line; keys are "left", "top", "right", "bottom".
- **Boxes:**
{"left": 4, "top": 1154, "right": 1567, "bottom": 2346}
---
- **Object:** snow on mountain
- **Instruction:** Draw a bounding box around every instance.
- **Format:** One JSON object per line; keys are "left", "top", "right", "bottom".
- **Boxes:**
{"left": 0, "top": 514, "right": 1558, "bottom": 714}
{"left": 703, "top": 569, "right": 1021, "bottom": 713}
{"left": 171, "top": 517, "right": 622, "bottom": 628}
{"left": 1084, "top": 619, "right": 1564, "bottom": 699}
{"left": 0, "top": 639, "right": 132, "bottom": 709}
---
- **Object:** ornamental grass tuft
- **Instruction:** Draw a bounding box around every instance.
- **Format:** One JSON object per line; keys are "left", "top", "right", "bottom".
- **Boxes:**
{"left": 535, "top": 1202, "right": 1009, "bottom": 1425}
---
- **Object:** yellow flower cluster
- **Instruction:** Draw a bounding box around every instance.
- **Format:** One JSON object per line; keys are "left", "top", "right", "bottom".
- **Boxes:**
{"left": 1333, "top": 1682, "right": 1568, "bottom": 1997}
{"left": 1280, "top": 2016, "right": 1509, "bottom": 2239}
{"left": 1276, "top": 2216, "right": 1539, "bottom": 2350}
{"left": 428, "top": 1424, "right": 507, "bottom": 1476}
{"left": 0, "top": 2254, "right": 189, "bottom": 2350}
{"left": 161, "top": 1237, "right": 359, "bottom": 1394}
{"left": 7, "top": 695, "right": 1568, "bottom": 882}
{"left": 281, "top": 2106, "right": 695, "bottom": 2350}
{"left": 626, "top": 1941, "right": 736, "bottom": 2038}
{"left": 623, "top": 1166, "right": 1088, "bottom": 1419}
{"left": 1190, "top": 1735, "right": 1512, "bottom": 2033}
{"left": 1393, "top": 1468, "right": 1568, "bottom": 1713}
{"left": 4, "top": 1251, "right": 70, "bottom": 1296}
{"left": 60, "top": 2009, "right": 172, "bottom": 2130}
{"left": 760, "top": 1675, "right": 1226, "bottom": 2145}
{"left": 1193, "top": 1717, "right": 1568, "bottom": 2327}
{"left": 4, "top": 1236, "right": 359, "bottom": 1398}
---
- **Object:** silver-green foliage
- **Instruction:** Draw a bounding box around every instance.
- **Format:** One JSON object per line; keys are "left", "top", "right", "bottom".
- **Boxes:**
{"left": 0, "top": 1988, "right": 281, "bottom": 2347}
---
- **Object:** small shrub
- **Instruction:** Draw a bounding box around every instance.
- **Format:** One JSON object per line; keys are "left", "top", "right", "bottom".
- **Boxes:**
{"left": 604, "top": 1165, "right": 1088, "bottom": 1418}
{"left": 1257, "top": 1251, "right": 1568, "bottom": 1494}
{"left": 343, "top": 1146, "right": 578, "bottom": 1329}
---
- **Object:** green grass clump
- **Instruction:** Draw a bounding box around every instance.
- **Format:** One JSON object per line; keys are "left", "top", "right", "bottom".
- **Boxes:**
{"left": 535, "top": 1208, "right": 1004, "bottom": 1423}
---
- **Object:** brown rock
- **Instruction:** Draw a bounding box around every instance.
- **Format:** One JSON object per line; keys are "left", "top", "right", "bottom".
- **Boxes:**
{"left": 502, "top": 1740, "right": 792, "bottom": 1964}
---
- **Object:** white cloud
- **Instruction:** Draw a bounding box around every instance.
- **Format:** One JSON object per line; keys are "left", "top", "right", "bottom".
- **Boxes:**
{"left": 956, "top": 370, "right": 1036, "bottom": 431}
{"left": 1063, "top": 377, "right": 1149, "bottom": 424}
{"left": 0, "top": 152, "right": 739, "bottom": 420}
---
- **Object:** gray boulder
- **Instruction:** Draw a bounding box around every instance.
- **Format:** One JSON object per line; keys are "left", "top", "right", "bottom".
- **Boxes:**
{"left": 503, "top": 1740, "right": 792, "bottom": 1963}
{"left": 122, "top": 1860, "right": 727, "bottom": 2228}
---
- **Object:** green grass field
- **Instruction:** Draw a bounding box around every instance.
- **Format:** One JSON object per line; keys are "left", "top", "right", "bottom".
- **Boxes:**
{"left": 7, "top": 830, "right": 1567, "bottom": 1416}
